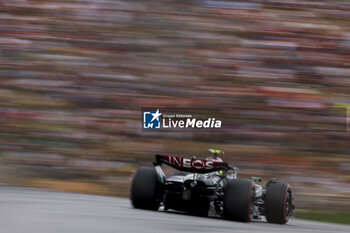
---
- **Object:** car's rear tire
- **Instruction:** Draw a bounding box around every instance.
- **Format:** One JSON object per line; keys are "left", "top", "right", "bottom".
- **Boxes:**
{"left": 264, "top": 181, "right": 292, "bottom": 224}
{"left": 131, "top": 167, "right": 159, "bottom": 210}
{"left": 224, "top": 179, "right": 255, "bottom": 222}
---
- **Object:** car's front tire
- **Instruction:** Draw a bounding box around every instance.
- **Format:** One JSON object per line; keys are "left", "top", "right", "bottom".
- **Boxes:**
{"left": 264, "top": 181, "right": 293, "bottom": 224}
{"left": 224, "top": 179, "right": 255, "bottom": 222}
{"left": 131, "top": 167, "right": 159, "bottom": 210}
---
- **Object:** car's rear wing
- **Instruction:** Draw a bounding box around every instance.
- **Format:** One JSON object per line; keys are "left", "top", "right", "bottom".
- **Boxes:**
{"left": 154, "top": 154, "right": 233, "bottom": 173}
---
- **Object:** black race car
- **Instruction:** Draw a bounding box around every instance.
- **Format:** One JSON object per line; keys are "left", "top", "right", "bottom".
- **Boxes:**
{"left": 131, "top": 149, "right": 295, "bottom": 224}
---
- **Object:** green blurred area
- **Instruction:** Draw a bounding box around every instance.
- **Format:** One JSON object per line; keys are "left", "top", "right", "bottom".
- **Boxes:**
{"left": 297, "top": 209, "right": 350, "bottom": 226}
{"left": 0, "top": 0, "right": 350, "bottom": 223}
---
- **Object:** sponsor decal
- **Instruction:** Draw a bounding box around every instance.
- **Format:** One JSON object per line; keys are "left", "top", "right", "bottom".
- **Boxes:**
{"left": 156, "top": 154, "right": 225, "bottom": 173}
{"left": 166, "top": 155, "right": 214, "bottom": 170}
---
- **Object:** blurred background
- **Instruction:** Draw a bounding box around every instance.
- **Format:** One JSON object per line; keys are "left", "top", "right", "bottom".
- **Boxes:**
{"left": 0, "top": 0, "right": 349, "bottom": 224}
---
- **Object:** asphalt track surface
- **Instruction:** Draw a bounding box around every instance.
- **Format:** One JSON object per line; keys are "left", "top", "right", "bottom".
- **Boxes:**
{"left": 0, "top": 186, "right": 349, "bottom": 233}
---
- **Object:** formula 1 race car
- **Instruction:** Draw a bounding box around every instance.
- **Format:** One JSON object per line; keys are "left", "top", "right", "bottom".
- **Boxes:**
{"left": 131, "top": 149, "right": 295, "bottom": 224}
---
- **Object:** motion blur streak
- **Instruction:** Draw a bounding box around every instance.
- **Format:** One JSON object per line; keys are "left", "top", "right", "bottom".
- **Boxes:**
{"left": 0, "top": 0, "right": 349, "bottom": 220}
{"left": 0, "top": 187, "right": 349, "bottom": 233}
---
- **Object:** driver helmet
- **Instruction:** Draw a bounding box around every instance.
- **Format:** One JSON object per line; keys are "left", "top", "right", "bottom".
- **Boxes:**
{"left": 206, "top": 149, "right": 224, "bottom": 162}
{"left": 206, "top": 149, "right": 224, "bottom": 175}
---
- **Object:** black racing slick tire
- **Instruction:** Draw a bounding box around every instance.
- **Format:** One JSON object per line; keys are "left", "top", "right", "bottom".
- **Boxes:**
{"left": 264, "top": 181, "right": 293, "bottom": 224}
{"left": 131, "top": 167, "right": 159, "bottom": 210}
{"left": 224, "top": 179, "right": 255, "bottom": 222}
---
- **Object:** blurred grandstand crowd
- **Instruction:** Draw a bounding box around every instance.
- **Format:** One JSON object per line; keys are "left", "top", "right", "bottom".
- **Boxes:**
{"left": 0, "top": 0, "right": 349, "bottom": 213}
